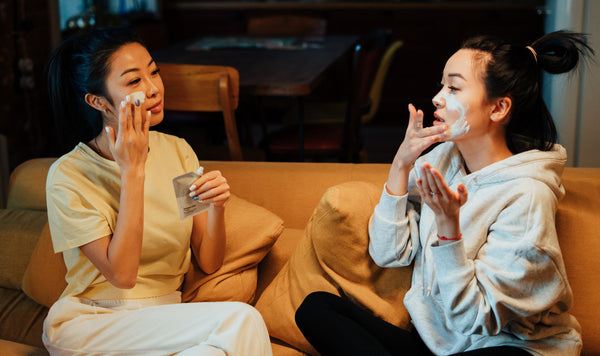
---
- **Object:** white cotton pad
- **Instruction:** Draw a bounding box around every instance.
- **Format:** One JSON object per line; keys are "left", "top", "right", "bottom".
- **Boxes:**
{"left": 128, "top": 91, "right": 145, "bottom": 104}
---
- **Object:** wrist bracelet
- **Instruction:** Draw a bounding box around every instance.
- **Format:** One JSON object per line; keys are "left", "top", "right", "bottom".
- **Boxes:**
{"left": 437, "top": 233, "right": 462, "bottom": 241}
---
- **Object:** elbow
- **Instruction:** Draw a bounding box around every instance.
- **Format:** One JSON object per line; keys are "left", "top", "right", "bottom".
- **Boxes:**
{"left": 107, "top": 272, "right": 137, "bottom": 289}
{"left": 370, "top": 254, "right": 389, "bottom": 268}
{"left": 368, "top": 242, "right": 396, "bottom": 268}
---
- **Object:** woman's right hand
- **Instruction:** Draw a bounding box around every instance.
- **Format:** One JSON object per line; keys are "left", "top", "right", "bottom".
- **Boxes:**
{"left": 84, "top": 97, "right": 151, "bottom": 289}
{"left": 106, "top": 97, "right": 151, "bottom": 173}
{"left": 386, "top": 104, "right": 447, "bottom": 196}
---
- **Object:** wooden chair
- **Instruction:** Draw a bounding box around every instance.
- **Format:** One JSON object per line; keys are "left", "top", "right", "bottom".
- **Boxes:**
{"left": 247, "top": 15, "right": 327, "bottom": 37}
{"left": 281, "top": 39, "right": 403, "bottom": 127}
{"left": 265, "top": 32, "right": 401, "bottom": 162}
{"left": 158, "top": 63, "right": 243, "bottom": 161}
{"left": 265, "top": 39, "right": 372, "bottom": 162}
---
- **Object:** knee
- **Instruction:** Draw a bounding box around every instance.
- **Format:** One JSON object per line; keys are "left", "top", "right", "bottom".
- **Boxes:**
{"left": 227, "top": 302, "right": 265, "bottom": 327}
{"left": 295, "top": 291, "right": 338, "bottom": 330}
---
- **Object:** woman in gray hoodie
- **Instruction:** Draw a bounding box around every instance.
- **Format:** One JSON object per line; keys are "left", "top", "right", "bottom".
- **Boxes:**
{"left": 295, "top": 31, "right": 593, "bottom": 356}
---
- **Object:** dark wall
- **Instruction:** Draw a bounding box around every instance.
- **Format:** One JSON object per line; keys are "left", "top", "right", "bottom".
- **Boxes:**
{"left": 0, "top": 0, "right": 55, "bottom": 171}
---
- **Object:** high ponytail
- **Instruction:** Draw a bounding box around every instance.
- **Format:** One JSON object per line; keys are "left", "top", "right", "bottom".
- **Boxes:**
{"left": 461, "top": 30, "right": 593, "bottom": 153}
{"left": 532, "top": 30, "right": 591, "bottom": 74}
{"left": 46, "top": 27, "right": 142, "bottom": 153}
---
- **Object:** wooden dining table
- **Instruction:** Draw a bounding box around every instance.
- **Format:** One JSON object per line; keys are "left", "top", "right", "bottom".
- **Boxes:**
{"left": 152, "top": 35, "right": 359, "bottom": 160}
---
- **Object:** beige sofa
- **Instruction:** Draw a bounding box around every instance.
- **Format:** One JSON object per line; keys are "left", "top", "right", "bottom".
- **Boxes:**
{"left": 1, "top": 158, "right": 599, "bottom": 355}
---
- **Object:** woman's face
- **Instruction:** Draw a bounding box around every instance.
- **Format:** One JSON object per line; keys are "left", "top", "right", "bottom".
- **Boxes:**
{"left": 103, "top": 42, "right": 164, "bottom": 126}
{"left": 432, "top": 49, "right": 495, "bottom": 141}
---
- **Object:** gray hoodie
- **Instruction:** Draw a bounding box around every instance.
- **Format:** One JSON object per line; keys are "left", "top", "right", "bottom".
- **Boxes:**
{"left": 369, "top": 142, "right": 582, "bottom": 356}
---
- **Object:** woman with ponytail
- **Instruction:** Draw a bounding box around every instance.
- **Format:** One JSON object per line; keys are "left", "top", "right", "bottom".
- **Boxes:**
{"left": 295, "top": 31, "right": 592, "bottom": 356}
{"left": 43, "top": 27, "right": 272, "bottom": 355}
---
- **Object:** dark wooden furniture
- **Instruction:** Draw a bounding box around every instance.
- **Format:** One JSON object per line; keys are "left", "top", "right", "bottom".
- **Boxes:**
{"left": 266, "top": 31, "right": 400, "bottom": 162}
{"left": 152, "top": 35, "right": 358, "bottom": 160}
{"left": 247, "top": 15, "right": 327, "bottom": 37}
{"left": 152, "top": 35, "right": 357, "bottom": 97}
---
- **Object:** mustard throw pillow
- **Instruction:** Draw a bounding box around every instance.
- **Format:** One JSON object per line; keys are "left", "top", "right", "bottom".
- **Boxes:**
{"left": 22, "top": 222, "right": 67, "bottom": 308}
{"left": 255, "top": 181, "right": 413, "bottom": 355}
{"left": 182, "top": 194, "right": 284, "bottom": 303}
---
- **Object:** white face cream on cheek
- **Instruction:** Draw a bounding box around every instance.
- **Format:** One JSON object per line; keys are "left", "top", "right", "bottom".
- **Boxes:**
{"left": 441, "top": 91, "right": 470, "bottom": 139}
{"left": 126, "top": 91, "right": 145, "bottom": 105}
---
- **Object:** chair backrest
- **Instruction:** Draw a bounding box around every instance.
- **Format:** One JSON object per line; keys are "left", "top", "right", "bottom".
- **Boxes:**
{"left": 247, "top": 15, "right": 327, "bottom": 37}
{"left": 341, "top": 42, "right": 371, "bottom": 162}
{"left": 158, "top": 63, "right": 243, "bottom": 161}
{"left": 362, "top": 40, "right": 403, "bottom": 124}
{"left": 341, "top": 32, "right": 396, "bottom": 162}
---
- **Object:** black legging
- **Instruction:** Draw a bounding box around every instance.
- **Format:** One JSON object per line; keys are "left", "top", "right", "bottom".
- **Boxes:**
{"left": 295, "top": 292, "right": 532, "bottom": 356}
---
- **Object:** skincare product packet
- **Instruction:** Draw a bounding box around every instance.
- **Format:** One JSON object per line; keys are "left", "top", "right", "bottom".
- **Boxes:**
{"left": 172, "top": 167, "right": 210, "bottom": 220}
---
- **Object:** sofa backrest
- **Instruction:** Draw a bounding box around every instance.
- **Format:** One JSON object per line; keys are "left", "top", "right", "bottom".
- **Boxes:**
{"left": 554, "top": 167, "right": 600, "bottom": 353}
{"left": 200, "top": 160, "right": 390, "bottom": 229}
{"left": 7, "top": 158, "right": 55, "bottom": 211}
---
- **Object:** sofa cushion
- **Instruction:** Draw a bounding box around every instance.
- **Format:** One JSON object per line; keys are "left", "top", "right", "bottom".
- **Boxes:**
{"left": 0, "top": 288, "right": 47, "bottom": 349}
{"left": 0, "top": 209, "right": 47, "bottom": 290}
{"left": 22, "top": 223, "right": 67, "bottom": 308}
{"left": 182, "top": 194, "right": 284, "bottom": 303}
{"left": 0, "top": 339, "right": 48, "bottom": 356}
{"left": 257, "top": 228, "right": 304, "bottom": 300}
{"left": 255, "top": 181, "right": 413, "bottom": 355}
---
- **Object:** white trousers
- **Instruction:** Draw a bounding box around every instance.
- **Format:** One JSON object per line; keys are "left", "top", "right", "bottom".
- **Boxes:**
{"left": 43, "top": 292, "right": 272, "bottom": 356}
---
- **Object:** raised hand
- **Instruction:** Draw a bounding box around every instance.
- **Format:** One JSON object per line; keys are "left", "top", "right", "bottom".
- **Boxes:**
{"left": 386, "top": 104, "right": 447, "bottom": 196}
{"left": 416, "top": 162, "right": 468, "bottom": 238}
{"left": 105, "top": 96, "right": 151, "bottom": 173}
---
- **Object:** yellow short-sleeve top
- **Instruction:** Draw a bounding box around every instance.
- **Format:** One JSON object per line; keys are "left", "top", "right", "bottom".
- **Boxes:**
{"left": 46, "top": 131, "right": 199, "bottom": 300}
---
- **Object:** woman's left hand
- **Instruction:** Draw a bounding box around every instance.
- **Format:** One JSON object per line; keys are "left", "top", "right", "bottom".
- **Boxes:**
{"left": 188, "top": 170, "right": 230, "bottom": 207}
{"left": 417, "top": 162, "right": 468, "bottom": 237}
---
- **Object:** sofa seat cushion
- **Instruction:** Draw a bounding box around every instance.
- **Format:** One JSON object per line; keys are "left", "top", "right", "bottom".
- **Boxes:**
{"left": 182, "top": 194, "right": 284, "bottom": 303}
{"left": 255, "top": 181, "right": 413, "bottom": 355}
{"left": 0, "top": 339, "right": 48, "bottom": 356}
{"left": 0, "top": 209, "right": 47, "bottom": 290}
{"left": 271, "top": 338, "right": 308, "bottom": 356}
{"left": 0, "top": 288, "right": 47, "bottom": 349}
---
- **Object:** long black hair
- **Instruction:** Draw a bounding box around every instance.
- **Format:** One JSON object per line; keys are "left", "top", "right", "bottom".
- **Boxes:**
{"left": 461, "top": 30, "right": 593, "bottom": 153}
{"left": 46, "top": 27, "right": 143, "bottom": 153}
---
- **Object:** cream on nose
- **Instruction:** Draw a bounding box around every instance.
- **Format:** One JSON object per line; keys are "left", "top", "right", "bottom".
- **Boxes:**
{"left": 432, "top": 91, "right": 444, "bottom": 108}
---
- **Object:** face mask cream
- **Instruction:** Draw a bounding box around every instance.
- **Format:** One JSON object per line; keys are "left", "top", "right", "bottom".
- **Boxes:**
{"left": 439, "top": 91, "right": 470, "bottom": 139}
